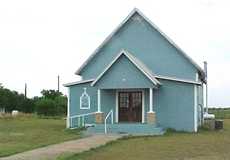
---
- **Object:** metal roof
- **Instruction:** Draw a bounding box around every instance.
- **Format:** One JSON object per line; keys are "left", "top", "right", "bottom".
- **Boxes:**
{"left": 75, "top": 8, "right": 205, "bottom": 79}
{"left": 63, "top": 79, "right": 94, "bottom": 87}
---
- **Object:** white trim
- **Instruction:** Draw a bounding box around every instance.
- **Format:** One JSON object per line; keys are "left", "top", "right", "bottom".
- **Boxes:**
{"left": 142, "top": 90, "right": 145, "bottom": 123}
{"left": 196, "top": 72, "right": 202, "bottom": 126}
{"left": 64, "top": 75, "right": 201, "bottom": 87}
{"left": 80, "top": 88, "right": 90, "bottom": 110}
{"left": 124, "top": 51, "right": 161, "bottom": 85}
{"left": 97, "top": 89, "right": 101, "bottom": 112}
{"left": 66, "top": 88, "right": 70, "bottom": 128}
{"left": 136, "top": 9, "right": 204, "bottom": 75}
{"left": 115, "top": 90, "right": 118, "bottom": 123}
{"left": 91, "top": 50, "right": 160, "bottom": 86}
{"left": 155, "top": 75, "right": 202, "bottom": 85}
{"left": 196, "top": 73, "right": 199, "bottom": 82}
{"left": 194, "top": 85, "right": 198, "bottom": 132}
{"left": 149, "top": 88, "right": 153, "bottom": 112}
{"left": 116, "top": 89, "right": 145, "bottom": 123}
{"left": 63, "top": 79, "right": 94, "bottom": 87}
{"left": 75, "top": 8, "right": 205, "bottom": 77}
{"left": 75, "top": 9, "right": 138, "bottom": 75}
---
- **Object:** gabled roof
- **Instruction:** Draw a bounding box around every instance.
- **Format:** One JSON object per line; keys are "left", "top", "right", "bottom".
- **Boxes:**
{"left": 63, "top": 79, "right": 94, "bottom": 87}
{"left": 91, "top": 50, "right": 161, "bottom": 86}
{"left": 75, "top": 8, "right": 205, "bottom": 78}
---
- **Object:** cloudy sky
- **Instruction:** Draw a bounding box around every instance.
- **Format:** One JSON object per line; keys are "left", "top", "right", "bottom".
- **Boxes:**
{"left": 0, "top": 0, "right": 229, "bottom": 107}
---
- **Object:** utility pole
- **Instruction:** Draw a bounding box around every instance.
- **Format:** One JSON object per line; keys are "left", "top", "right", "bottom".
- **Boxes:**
{"left": 25, "top": 83, "right": 27, "bottom": 99}
{"left": 57, "top": 75, "right": 60, "bottom": 92}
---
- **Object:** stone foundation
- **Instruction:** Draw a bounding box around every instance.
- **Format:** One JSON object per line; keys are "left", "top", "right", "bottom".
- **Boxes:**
{"left": 95, "top": 112, "right": 104, "bottom": 124}
{"left": 147, "top": 112, "right": 156, "bottom": 124}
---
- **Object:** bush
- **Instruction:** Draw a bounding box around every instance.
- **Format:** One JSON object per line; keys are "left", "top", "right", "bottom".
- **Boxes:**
{"left": 54, "top": 96, "right": 67, "bottom": 115}
{"left": 21, "top": 99, "right": 35, "bottom": 113}
{"left": 35, "top": 99, "right": 57, "bottom": 116}
{"left": 35, "top": 96, "right": 67, "bottom": 116}
{"left": 0, "top": 86, "right": 66, "bottom": 116}
{"left": 0, "top": 86, "right": 36, "bottom": 113}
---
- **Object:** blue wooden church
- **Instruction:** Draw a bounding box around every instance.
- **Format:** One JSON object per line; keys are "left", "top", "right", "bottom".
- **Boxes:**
{"left": 64, "top": 8, "right": 206, "bottom": 135}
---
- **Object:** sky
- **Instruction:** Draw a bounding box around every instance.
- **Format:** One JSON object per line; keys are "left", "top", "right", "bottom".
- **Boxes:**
{"left": 0, "top": 0, "right": 229, "bottom": 107}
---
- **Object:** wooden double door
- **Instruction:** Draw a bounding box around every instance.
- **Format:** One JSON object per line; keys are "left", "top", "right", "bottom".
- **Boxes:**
{"left": 118, "top": 91, "right": 142, "bottom": 122}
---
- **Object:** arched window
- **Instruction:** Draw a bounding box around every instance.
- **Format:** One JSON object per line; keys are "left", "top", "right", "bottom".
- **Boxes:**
{"left": 80, "top": 88, "right": 90, "bottom": 109}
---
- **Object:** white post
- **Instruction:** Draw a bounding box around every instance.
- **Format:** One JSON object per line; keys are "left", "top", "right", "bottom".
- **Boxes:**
{"left": 97, "top": 89, "right": 101, "bottom": 112}
{"left": 149, "top": 88, "right": 153, "bottom": 112}
{"left": 111, "top": 110, "right": 114, "bottom": 124}
{"left": 66, "top": 88, "right": 70, "bottom": 128}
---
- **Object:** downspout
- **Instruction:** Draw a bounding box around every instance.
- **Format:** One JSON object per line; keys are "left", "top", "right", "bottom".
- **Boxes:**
{"left": 204, "top": 61, "right": 208, "bottom": 113}
{"left": 203, "top": 61, "right": 215, "bottom": 119}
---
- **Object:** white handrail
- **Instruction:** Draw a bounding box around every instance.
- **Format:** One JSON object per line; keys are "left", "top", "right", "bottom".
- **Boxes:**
{"left": 104, "top": 110, "right": 113, "bottom": 134}
{"left": 70, "top": 112, "right": 97, "bottom": 119}
{"left": 69, "top": 112, "right": 97, "bottom": 129}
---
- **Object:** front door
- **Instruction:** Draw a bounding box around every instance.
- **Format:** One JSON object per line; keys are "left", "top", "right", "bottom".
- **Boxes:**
{"left": 118, "top": 91, "right": 142, "bottom": 122}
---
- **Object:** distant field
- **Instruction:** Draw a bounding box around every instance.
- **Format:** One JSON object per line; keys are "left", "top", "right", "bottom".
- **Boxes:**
{"left": 59, "top": 112, "right": 230, "bottom": 160}
{"left": 209, "top": 108, "right": 230, "bottom": 119}
{"left": 0, "top": 115, "right": 82, "bottom": 157}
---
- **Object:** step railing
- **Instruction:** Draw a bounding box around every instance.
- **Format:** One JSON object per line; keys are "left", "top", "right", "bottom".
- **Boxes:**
{"left": 104, "top": 109, "right": 113, "bottom": 134}
{"left": 69, "top": 112, "right": 97, "bottom": 129}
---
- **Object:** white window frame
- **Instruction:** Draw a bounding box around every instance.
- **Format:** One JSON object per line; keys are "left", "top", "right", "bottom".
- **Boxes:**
{"left": 115, "top": 89, "right": 145, "bottom": 123}
{"left": 80, "top": 88, "right": 90, "bottom": 110}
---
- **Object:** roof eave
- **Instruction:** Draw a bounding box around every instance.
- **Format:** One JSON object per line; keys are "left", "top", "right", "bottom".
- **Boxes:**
{"left": 75, "top": 8, "right": 205, "bottom": 78}
{"left": 63, "top": 79, "right": 94, "bottom": 87}
{"left": 91, "top": 49, "right": 160, "bottom": 87}
{"left": 75, "top": 9, "right": 139, "bottom": 75}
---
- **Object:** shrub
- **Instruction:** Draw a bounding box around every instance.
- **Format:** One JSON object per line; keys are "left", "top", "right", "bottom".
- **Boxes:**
{"left": 0, "top": 85, "right": 37, "bottom": 113}
{"left": 35, "top": 96, "right": 67, "bottom": 116}
{"left": 20, "top": 99, "right": 35, "bottom": 113}
{"left": 54, "top": 96, "right": 67, "bottom": 115}
{"left": 35, "top": 98, "right": 56, "bottom": 116}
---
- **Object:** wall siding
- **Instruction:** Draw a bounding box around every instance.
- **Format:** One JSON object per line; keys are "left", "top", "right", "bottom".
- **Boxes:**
{"left": 155, "top": 80, "right": 196, "bottom": 132}
{"left": 80, "top": 13, "right": 197, "bottom": 81}
{"left": 69, "top": 83, "right": 124, "bottom": 124}
{"left": 69, "top": 80, "right": 197, "bottom": 131}
{"left": 67, "top": 12, "right": 203, "bottom": 132}
{"left": 94, "top": 54, "right": 156, "bottom": 89}
{"left": 69, "top": 82, "right": 98, "bottom": 124}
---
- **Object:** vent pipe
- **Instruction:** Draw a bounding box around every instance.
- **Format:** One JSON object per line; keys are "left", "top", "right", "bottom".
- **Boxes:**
{"left": 204, "top": 61, "right": 208, "bottom": 113}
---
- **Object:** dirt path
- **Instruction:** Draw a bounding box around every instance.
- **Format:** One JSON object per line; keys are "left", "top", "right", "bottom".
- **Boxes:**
{"left": 0, "top": 134, "right": 122, "bottom": 160}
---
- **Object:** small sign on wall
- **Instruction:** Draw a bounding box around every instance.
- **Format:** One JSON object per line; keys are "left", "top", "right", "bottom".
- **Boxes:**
{"left": 80, "top": 88, "right": 90, "bottom": 109}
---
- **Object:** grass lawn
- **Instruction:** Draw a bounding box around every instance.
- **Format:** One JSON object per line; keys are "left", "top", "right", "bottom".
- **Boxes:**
{"left": 59, "top": 119, "right": 230, "bottom": 160}
{"left": 209, "top": 108, "right": 230, "bottom": 119}
{"left": 0, "top": 115, "right": 82, "bottom": 157}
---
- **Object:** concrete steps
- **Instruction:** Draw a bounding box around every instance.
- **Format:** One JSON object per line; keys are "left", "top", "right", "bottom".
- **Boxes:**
{"left": 86, "top": 123, "right": 165, "bottom": 135}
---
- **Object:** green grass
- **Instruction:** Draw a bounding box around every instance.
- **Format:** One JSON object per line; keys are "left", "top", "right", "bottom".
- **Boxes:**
{"left": 0, "top": 114, "right": 82, "bottom": 157}
{"left": 58, "top": 120, "right": 230, "bottom": 160}
{"left": 209, "top": 108, "right": 230, "bottom": 119}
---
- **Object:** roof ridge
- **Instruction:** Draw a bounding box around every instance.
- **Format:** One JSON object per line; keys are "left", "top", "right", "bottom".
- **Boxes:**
{"left": 91, "top": 49, "right": 161, "bottom": 86}
{"left": 75, "top": 8, "right": 205, "bottom": 79}
{"left": 122, "top": 50, "right": 161, "bottom": 85}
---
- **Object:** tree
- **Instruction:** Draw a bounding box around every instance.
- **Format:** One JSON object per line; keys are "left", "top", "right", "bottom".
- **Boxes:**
{"left": 35, "top": 98, "right": 56, "bottom": 116}
{"left": 0, "top": 85, "right": 35, "bottom": 113}
{"left": 35, "top": 89, "right": 67, "bottom": 116}
{"left": 0, "top": 87, "right": 66, "bottom": 116}
{"left": 41, "top": 90, "right": 62, "bottom": 100}
{"left": 54, "top": 96, "right": 67, "bottom": 115}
